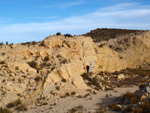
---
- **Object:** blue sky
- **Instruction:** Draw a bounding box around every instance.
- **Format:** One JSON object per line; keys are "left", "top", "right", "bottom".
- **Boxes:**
{"left": 0, "top": 0, "right": 150, "bottom": 43}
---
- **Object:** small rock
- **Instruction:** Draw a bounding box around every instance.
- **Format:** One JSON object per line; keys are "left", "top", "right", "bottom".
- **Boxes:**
{"left": 29, "top": 79, "right": 35, "bottom": 85}
{"left": 117, "top": 74, "right": 125, "bottom": 80}
{"left": 140, "top": 95, "right": 147, "bottom": 101}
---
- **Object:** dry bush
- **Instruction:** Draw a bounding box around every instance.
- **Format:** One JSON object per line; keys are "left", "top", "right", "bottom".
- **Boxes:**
{"left": 125, "top": 105, "right": 133, "bottom": 112}
{"left": 16, "top": 103, "right": 27, "bottom": 111}
{"left": 44, "top": 56, "right": 50, "bottom": 61}
{"left": 121, "top": 91, "right": 134, "bottom": 102}
{"left": 0, "top": 107, "right": 12, "bottom": 113}
{"left": 96, "top": 104, "right": 107, "bottom": 113}
{"left": 132, "top": 107, "right": 143, "bottom": 113}
{"left": 6, "top": 99, "right": 22, "bottom": 108}
{"left": 81, "top": 73, "right": 90, "bottom": 81}
{"left": 28, "top": 60, "right": 37, "bottom": 69}
{"left": 108, "top": 103, "right": 121, "bottom": 111}
{"left": 15, "top": 66, "right": 19, "bottom": 70}
{"left": 0, "top": 61, "right": 5, "bottom": 64}
{"left": 131, "top": 97, "right": 140, "bottom": 104}
{"left": 61, "top": 78, "right": 66, "bottom": 82}
{"left": 56, "top": 32, "right": 61, "bottom": 36}
{"left": 34, "top": 76, "right": 42, "bottom": 82}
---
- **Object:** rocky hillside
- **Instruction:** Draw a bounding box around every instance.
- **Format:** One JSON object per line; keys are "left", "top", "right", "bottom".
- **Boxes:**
{"left": 83, "top": 28, "right": 146, "bottom": 42}
{"left": 0, "top": 35, "right": 98, "bottom": 107}
{"left": 0, "top": 31, "right": 150, "bottom": 112}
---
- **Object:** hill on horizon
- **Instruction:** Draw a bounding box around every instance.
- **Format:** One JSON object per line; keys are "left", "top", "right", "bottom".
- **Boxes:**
{"left": 83, "top": 28, "right": 147, "bottom": 42}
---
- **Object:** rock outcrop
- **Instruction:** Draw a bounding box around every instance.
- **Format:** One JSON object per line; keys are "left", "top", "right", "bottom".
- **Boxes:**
{"left": 0, "top": 31, "right": 150, "bottom": 106}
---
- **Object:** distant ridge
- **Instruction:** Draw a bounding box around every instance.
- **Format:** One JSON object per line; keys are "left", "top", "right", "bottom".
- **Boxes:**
{"left": 83, "top": 28, "right": 146, "bottom": 42}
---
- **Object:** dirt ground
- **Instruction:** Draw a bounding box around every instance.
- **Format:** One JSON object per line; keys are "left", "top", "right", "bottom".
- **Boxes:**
{"left": 23, "top": 86, "right": 140, "bottom": 113}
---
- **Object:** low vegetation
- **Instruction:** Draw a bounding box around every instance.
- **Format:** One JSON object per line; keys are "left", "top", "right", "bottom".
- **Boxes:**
{"left": 109, "top": 90, "right": 150, "bottom": 113}
{"left": 43, "top": 56, "right": 50, "bottom": 61}
{"left": 28, "top": 60, "right": 38, "bottom": 69}
{"left": 5, "top": 99, "right": 27, "bottom": 111}
{"left": 15, "top": 103, "right": 27, "bottom": 111}
{"left": 34, "top": 76, "right": 42, "bottom": 82}
{"left": 0, "top": 61, "right": 5, "bottom": 64}
{"left": 28, "top": 60, "right": 41, "bottom": 71}
{"left": 84, "top": 28, "right": 145, "bottom": 42}
{"left": 69, "top": 105, "right": 84, "bottom": 113}
{"left": 96, "top": 104, "right": 107, "bottom": 113}
{"left": 0, "top": 107, "right": 12, "bottom": 113}
{"left": 6, "top": 99, "right": 22, "bottom": 108}
{"left": 61, "top": 78, "right": 66, "bottom": 82}
{"left": 56, "top": 32, "right": 61, "bottom": 36}
{"left": 81, "top": 72, "right": 114, "bottom": 90}
{"left": 21, "top": 41, "right": 37, "bottom": 45}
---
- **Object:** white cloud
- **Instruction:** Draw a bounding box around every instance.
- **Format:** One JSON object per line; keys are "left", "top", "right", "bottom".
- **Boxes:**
{"left": 42, "top": 0, "right": 86, "bottom": 9}
{"left": 44, "top": 16, "right": 59, "bottom": 19}
{"left": 0, "top": 2, "right": 150, "bottom": 43}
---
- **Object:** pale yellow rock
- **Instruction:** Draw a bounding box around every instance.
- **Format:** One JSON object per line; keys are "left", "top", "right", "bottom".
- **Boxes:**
{"left": 1, "top": 32, "right": 150, "bottom": 106}
{"left": 40, "top": 69, "right": 48, "bottom": 75}
{"left": 72, "top": 76, "right": 87, "bottom": 89}
{"left": 117, "top": 74, "right": 125, "bottom": 80}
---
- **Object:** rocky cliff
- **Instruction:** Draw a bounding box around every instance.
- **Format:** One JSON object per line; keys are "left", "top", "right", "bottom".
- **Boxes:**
{"left": 0, "top": 31, "right": 150, "bottom": 107}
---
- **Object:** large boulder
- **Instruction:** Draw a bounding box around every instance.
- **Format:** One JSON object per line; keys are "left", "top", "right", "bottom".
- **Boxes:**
{"left": 8, "top": 62, "right": 37, "bottom": 73}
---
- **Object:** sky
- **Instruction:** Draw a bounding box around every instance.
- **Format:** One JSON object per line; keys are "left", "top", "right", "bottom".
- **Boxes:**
{"left": 0, "top": 0, "right": 150, "bottom": 43}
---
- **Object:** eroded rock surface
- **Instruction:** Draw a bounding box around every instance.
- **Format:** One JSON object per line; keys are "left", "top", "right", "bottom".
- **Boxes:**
{"left": 0, "top": 31, "right": 150, "bottom": 109}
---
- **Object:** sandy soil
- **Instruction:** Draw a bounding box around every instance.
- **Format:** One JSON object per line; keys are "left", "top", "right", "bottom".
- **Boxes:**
{"left": 23, "top": 86, "right": 140, "bottom": 113}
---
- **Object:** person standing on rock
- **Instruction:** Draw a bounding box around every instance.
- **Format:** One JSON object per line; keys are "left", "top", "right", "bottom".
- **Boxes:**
{"left": 86, "top": 65, "right": 90, "bottom": 76}
{"left": 89, "top": 59, "right": 95, "bottom": 76}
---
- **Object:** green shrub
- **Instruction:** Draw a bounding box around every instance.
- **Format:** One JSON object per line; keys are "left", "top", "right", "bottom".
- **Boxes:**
{"left": 0, "top": 107, "right": 12, "bottom": 113}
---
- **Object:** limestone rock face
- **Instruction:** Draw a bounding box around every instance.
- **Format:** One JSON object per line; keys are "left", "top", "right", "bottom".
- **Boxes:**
{"left": 96, "top": 31, "right": 150, "bottom": 72}
{"left": 42, "top": 35, "right": 65, "bottom": 48}
{"left": 42, "top": 36, "right": 98, "bottom": 90}
{"left": 1, "top": 31, "right": 150, "bottom": 106}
